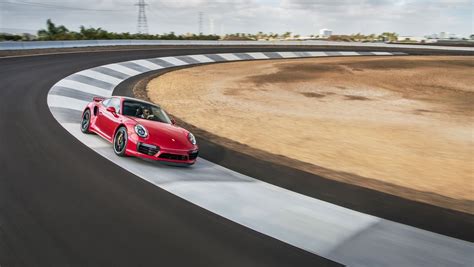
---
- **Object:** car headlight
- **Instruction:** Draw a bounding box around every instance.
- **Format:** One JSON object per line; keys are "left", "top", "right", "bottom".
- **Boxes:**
{"left": 134, "top": 124, "right": 148, "bottom": 138}
{"left": 187, "top": 132, "right": 196, "bottom": 145}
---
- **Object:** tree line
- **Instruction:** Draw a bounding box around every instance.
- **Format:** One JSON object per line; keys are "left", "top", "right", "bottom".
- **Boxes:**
{"left": 1, "top": 19, "right": 400, "bottom": 42}
{"left": 1, "top": 19, "right": 220, "bottom": 41}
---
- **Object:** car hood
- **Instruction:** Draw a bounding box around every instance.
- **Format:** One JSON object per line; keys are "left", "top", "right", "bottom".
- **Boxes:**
{"left": 131, "top": 118, "right": 193, "bottom": 149}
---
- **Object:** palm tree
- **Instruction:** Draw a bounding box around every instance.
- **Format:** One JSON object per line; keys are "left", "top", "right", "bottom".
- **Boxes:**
{"left": 37, "top": 19, "right": 70, "bottom": 40}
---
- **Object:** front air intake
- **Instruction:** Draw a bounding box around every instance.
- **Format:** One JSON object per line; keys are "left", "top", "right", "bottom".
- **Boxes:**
{"left": 137, "top": 143, "right": 159, "bottom": 156}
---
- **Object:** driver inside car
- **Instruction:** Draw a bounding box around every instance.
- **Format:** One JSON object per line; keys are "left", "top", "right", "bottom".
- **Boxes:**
{"left": 141, "top": 108, "right": 154, "bottom": 120}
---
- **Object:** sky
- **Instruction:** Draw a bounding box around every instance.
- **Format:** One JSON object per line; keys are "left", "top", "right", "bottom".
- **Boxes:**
{"left": 0, "top": 0, "right": 472, "bottom": 37}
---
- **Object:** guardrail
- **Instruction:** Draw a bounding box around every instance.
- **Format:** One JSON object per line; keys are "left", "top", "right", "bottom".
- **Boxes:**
{"left": 1, "top": 39, "right": 473, "bottom": 51}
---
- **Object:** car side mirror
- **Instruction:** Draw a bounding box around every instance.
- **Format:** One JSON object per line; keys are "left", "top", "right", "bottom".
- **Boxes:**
{"left": 171, "top": 118, "right": 176, "bottom": 125}
{"left": 93, "top": 96, "right": 104, "bottom": 102}
{"left": 107, "top": 106, "right": 116, "bottom": 114}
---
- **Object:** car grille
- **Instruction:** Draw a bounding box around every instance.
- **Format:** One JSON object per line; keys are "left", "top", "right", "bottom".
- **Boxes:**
{"left": 188, "top": 150, "right": 199, "bottom": 160}
{"left": 158, "top": 153, "right": 188, "bottom": 161}
{"left": 137, "top": 143, "right": 160, "bottom": 156}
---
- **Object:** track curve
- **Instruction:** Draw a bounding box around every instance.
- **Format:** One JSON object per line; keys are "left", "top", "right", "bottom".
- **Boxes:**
{"left": 1, "top": 46, "right": 473, "bottom": 266}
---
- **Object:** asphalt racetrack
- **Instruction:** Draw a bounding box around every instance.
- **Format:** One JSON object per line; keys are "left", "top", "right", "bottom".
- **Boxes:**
{"left": 1, "top": 46, "right": 473, "bottom": 266}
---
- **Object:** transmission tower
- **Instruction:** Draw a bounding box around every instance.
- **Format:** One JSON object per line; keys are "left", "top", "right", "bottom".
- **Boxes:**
{"left": 198, "top": 12, "right": 203, "bottom": 35}
{"left": 135, "top": 0, "right": 148, "bottom": 34}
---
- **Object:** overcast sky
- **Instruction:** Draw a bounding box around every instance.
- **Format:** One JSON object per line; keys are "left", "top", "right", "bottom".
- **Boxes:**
{"left": 0, "top": 0, "right": 472, "bottom": 36}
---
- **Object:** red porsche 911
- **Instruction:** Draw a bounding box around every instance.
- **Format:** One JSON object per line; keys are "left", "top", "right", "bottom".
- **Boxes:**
{"left": 80, "top": 96, "right": 199, "bottom": 165}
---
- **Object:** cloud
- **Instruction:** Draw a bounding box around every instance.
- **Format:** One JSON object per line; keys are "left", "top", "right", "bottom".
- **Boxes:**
{"left": 0, "top": 0, "right": 471, "bottom": 36}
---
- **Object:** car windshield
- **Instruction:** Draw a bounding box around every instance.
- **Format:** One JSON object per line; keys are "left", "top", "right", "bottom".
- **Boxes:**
{"left": 122, "top": 100, "right": 171, "bottom": 124}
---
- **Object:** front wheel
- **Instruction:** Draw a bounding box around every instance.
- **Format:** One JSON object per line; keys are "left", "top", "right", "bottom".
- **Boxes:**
{"left": 113, "top": 126, "right": 128, "bottom": 157}
{"left": 81, "top": 109, "right": 91, "bottom": 134}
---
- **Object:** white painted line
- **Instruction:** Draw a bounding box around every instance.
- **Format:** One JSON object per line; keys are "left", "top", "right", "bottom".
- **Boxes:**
{"left": 47, "top": 94, "right": 89, "bottom": 111}
{"left": 77, "top": 69, "right": 124, "bottom": 85}
{"left": 277, "top": 52, "right": 299, "bottom": 58}
{"left": 131, "top": 59, "right": 164, "bottom": 70}
{"left": 62, "top": 123, "right": 111, "bottom": 149}
{"left": 306, "top": 52, "right": 328, "bottom": 57}
{"left": 371, "top": 51, "right": 393, "bottom": 55}
{"left": 245, "top": 52, "right": 270, "bottom": 60}
{"left": 102, "top": 63, "right": 141, "bottom": 76}
{"left": 98, "top": 150, "right": 381, "bottom": 256}
{"left": 188, "top": 54, "right": 215, "bottom": 63}
{"left": 216, "top": 53, "right": 242, "bottom": 61}
{"left": 339, "top": 51, "right": 362, "bottom": 56}
{"left": 159, "top": 56, "right": 188, "bottom": 66}
{"left": 161, "top": 174, "right": 379, "bottom": 256}
{"left": 55, "top": 79, "right": 112, "bottom": 97}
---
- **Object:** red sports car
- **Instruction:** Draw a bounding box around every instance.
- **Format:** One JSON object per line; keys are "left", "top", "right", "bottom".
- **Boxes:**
{"left": 80, "top": 96, "right": 199, "bottom": 165}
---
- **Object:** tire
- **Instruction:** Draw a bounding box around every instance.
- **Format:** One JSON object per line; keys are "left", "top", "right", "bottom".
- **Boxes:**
{"left": 81, "top": 109, "right": 91, "bottom": 134}
{"left": 113, "top": 126, "right": 128, "bottom": 157}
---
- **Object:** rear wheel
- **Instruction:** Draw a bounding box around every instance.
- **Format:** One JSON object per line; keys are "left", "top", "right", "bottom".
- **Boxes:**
{"left": 113, "top": 126, "right": 128, "bottom": 156}
{"left": 81, "top": 109, "right": 91, "bottom": 133}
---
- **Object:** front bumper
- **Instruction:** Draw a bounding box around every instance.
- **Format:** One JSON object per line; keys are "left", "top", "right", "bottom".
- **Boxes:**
{"left": 125, "top": 135, "right": 198, "bottom": 165}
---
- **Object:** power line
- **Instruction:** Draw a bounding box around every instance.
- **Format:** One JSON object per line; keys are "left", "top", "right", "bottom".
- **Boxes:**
{"left": 0, "top": 0, "right": 125, "bottom": 12}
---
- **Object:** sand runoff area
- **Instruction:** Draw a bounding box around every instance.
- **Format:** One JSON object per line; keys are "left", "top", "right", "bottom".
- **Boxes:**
{"left": 147, "top": 56, "right": 474, "bottom": 213}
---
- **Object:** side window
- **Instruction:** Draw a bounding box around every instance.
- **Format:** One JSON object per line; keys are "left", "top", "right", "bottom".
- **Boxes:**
{"left": 109, "top": 98, "right": 121, "bottom": 113}
{"left": 102, "top": 98, "right": 110, "bottom": 106}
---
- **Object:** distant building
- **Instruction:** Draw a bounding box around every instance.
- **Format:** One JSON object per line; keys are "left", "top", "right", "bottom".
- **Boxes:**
{"left": 319, "top": 29, "right": 332, "bottom": 38}
{"left": 427, "top": 32, "right": 458, "bottom": 40}
{"left": 398, "top": 36, "right": 429, "bottom": 43}
{"left": 439, "top": 32, "right": 449, "bottom": 39}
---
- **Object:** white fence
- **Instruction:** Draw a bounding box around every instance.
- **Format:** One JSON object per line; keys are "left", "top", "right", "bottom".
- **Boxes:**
{"left": 1, "top": 39, "right": 473, "bottom": 51}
